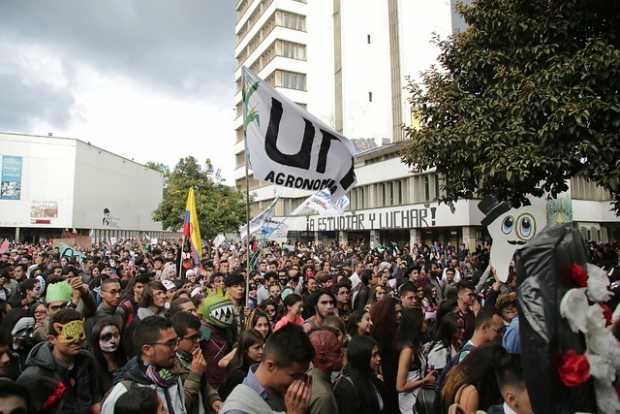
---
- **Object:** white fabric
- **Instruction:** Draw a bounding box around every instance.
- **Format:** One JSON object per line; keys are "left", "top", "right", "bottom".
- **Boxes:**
{"left": 398, "top": 370, "right": 421, "bottom": 414}
{"left": 291, "top": 189, "right": 350, "bottom": 217}
{"left": 242, "top": 68, "right": 356, "bottom": 201}
{"left": 101, "top": 379, "right": 187, "bottom": 414}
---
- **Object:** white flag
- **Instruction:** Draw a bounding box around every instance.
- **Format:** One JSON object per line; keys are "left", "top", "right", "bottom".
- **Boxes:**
{"left": 239, "top": 197, "right": 279, "bottom": 240}
{"left": 242, "top": 67, "right": 357, "bottom": 200}
{"left": 213, "top": 233, "right": 226, "bottom": 248}
{"left": 292, "top": 189, "right": 350, "bottom": 217}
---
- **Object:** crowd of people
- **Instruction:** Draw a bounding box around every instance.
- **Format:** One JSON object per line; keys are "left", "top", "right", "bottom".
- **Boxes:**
{"left": 0, "top": 236, "right": 619, "bottom": 414}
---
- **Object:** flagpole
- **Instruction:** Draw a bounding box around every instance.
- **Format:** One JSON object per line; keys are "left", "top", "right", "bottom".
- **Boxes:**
{"left": 242, "top": 68, "right": 251, "bottom": 307}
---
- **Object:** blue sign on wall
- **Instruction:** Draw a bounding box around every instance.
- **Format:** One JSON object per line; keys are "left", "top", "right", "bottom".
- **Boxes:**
{"left": 1, "top": 156, "right": 23, "bottom": 200}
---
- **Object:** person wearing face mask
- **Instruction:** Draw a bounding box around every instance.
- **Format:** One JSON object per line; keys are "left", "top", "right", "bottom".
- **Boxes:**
{"left": 90, "top": 317, "right": 127, "bottom": 395}
{"left": 17, "top": 308, "right": 101, "bottom": 414}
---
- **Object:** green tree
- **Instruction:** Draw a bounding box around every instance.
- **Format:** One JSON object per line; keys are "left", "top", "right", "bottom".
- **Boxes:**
{"left": 402, "top": 0, "right": 620, "bottom": 212}
{"left": 152, "top": 156, "right": 246, "bottom": 238}
{"left": 145, "top": 161, "right": 170, "bottom": 178}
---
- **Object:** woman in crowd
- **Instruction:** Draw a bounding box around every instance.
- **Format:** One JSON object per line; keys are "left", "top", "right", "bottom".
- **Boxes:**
{"left": 90, "top": 316, "right": 127, "bottom": 395}
{"left": 396, "top": 309, "right": 436, "bottom": 414}
{"left": 218, "top": 329, "right": 265, "bottom": 401}
{"left": 371, "top": 296, "right": 402, "bottom": 414}
{"left": 246, "top": 309, "right": 272, "bottom": 339}
{"left": 334, "top": 335, "right": 385, "bottom": 414}
{"left": 441, "top": 344, "right": 505, "bottom": 414}
{"left": 259, "top": 298, "right": 278, "bottom": 327}
{"left": 273, "top": 293, "right": 304, "bottom": 331}
{"left": 347, "top": 309, "right": 374, "bottom": 338}
{"left": 137, "top": 281, "right": 166, "bottom": 320}
{"left": 426, "top": 313, "right": 463, "bottom": 377}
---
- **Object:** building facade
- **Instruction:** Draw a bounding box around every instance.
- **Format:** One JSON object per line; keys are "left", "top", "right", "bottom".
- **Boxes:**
{"left": 0, "top": 132, "right": 176, "bottom": 242}
{"left": 234, "top": 0, "right": 620, "bottom": 247}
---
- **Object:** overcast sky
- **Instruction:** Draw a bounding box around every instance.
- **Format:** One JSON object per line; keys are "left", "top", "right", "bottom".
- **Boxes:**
{"left": 0, "top": 1, "right": 236, "bottom": 183}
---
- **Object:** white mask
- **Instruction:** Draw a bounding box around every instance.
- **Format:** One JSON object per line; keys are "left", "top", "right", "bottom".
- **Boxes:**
{"left": 99, "top": 325, "right": 119, "bottom": 353}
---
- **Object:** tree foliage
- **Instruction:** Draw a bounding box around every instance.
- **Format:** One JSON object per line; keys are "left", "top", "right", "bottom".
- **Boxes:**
{"left": 152, "top": 156, "right": 246, "bottom": 238}
{"left": 145, "top": 161, "right": 170, "bottom": 178}
{"left": 402, "top": 0, "right": 620, "bottom": 212}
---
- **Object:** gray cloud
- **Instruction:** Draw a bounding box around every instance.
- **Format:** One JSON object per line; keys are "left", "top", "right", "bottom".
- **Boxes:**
{"left": 0, "top": 65, "right": 76, "bottom": 131}
{"left": 0, "top": 0, "right": 234, "bottom": 131}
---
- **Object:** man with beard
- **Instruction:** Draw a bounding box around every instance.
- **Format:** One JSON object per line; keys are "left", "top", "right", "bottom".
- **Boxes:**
{"left": 101, "top": 316, "right": 187, "bottom": 414}
{"left": 17, "top": 308, "right": 100, "bottom": 414}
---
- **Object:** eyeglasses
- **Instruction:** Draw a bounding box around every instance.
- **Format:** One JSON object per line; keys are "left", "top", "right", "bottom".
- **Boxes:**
{"left": 102, "top": 289, "right": 121, "bottom": 296}
{"left": 182, "top": 333, "right": 200, "bottom": 343}
{"left": 149, "top": 338, "right": 179, "bottom": 350}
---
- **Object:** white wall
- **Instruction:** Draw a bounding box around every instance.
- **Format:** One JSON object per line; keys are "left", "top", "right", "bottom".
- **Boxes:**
{"left": 72, "top": 141, "right": 164, "bottom": 231}
{"left": 340, "top": 0, "right": 392, "bottom": 144}
{"left": 0, "top": 133, "right": 76, "bottom": 228}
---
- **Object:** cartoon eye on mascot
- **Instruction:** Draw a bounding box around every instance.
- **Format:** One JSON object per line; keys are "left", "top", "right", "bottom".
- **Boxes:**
{"left": 479, "top": 195, "right": 620, "bottom": 413}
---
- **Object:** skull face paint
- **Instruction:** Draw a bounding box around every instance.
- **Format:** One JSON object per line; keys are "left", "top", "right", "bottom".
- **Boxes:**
{"left": 54, "top": 319, "right": 86, "bottom": 344}
{"left": 98, "top": 325, "right": 120, "bottom": 353}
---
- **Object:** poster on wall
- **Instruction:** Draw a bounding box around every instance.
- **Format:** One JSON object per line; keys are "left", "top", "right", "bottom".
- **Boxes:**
{"left": 31, "top": 201, "right": 58, "bottom": 218}
{"left": 0, "top": 155, "right": 23, "bottom": 200}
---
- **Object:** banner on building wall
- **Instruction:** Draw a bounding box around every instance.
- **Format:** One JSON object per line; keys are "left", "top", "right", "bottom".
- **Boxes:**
{"left": 30, "top": 201, "right": 58, "bottom": 224}
{"left": 292, "top": 189, "right": 350, "bottom": 217}
{"left": 242, "top": 67, "right": 357, "bottom": 201}
{"left": 0, "top": 155, "right": 23, "bottom": 200}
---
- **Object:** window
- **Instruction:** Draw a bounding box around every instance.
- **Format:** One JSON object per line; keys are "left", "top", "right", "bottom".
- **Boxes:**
{"left": 367, "top": 34, "right": 371, "bottom": 44}
{"left": 277, "top": 11, "right": 306, "bottom": 31}
{"left": 279, "top": 40, "right": 306, "bottom": 60}
{"left": 368, "top": 91, "right": 373, "bottom": 102}
{"left": 277, "top": 70, "right": 306, "bottom": 90}
{"left": 424, "top": 175, "right": 430, "bottom": 201}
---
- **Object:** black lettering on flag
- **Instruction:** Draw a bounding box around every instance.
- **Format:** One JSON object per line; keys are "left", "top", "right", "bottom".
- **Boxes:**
{"left": 265, "top": 98, "right": 314, "bottom": 170}
{"left": 317, "top": 129, "right": 341, "bottom": 173}
{"left": 340, "top": 158, "right": 356, "bottom": 191}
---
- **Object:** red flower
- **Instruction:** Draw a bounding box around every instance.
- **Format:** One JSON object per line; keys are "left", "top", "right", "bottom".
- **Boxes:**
{"left": 600, "top": 304, "right": 613, "bottom": 326}
{"left": 558, "top": 350, "right": 590, "bottom": 387}
{"left": 570, "top": 264, "right": 588, "bottom": 287}
{"left": 42, "top": 381, "right": 66, "bottom": 411}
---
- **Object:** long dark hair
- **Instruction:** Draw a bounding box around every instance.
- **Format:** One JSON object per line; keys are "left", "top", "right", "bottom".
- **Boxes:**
{"left": 347, "top": 310, "right": 368, "bottom": 337}
{"left": 344, "top": 335, "right": 381, "bottom": 413}
{"left": 231, "top": 329, "right": 264, "bottom": 371}
{"left": 140, "top": 281, "right": 165, "bottom": 308}
{"left": 396, "top": 308, "right": 424, "bottom": 350}
{"left": 370, "top": 296, "right": 399, "bottom": 353}
{"left": 442, "top": 344, "right": 505, "bottom": 411}
{"left": 434, "top": 312, "right": 461, "bottom": 349}
{"left": 90, "top": 316, "right": 126, "bottom": 369}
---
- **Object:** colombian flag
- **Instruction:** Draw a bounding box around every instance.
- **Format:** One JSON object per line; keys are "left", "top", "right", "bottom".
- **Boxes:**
{"left": 182, "top": 187, "right": 203, "bottom": 263}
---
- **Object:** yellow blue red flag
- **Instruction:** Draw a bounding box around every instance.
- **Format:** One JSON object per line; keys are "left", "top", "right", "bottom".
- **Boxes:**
{"left": 182, "top": 187, "right": 203, "bottom": 263}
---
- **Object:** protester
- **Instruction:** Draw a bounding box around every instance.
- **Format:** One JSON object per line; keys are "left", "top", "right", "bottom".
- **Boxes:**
{"left": 307, "top": 329, "right": 343, "bottom": 414}
{"left": 333, "top": 335, "right": 385, "bottom": 414}
{"left": 347, "top": 309, "right": 373, "bottom": 338}
{"left": 273, "top": 293, "right": 304, "bottom": 331}
{"left": 115, "top": 387, "right": 167, "bottom": 414}
{"left": 137, "top": 281, "right": 167, "bottom": 320}
{"left": 303, "top": 289, "right": 336, "bottom": 332}
{"left": 18, "top": 308, "right": 101, "bottom": 414}
{"left": 90, "top": 316, "right": 127, "bottom": 395}
{"left": 171, "top": 311, "right": 222, "bottom": 414}
{"left": 101, "top": 316, "right": 187, "bottom": 414}
{"left": 220, "top": 324, "right": 314, "bottom": 414}
{"left": 219, "top": 329, "right": 264, "bottom": 401}
{"left": 0, "top": 378, "right": 30, "bottom": 414}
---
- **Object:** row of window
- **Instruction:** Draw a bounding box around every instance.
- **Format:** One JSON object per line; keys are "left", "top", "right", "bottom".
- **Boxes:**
{"left": 237, "top": 10, "right": 306, "bottom": 67}
{"left": 571, "top": 175, "right": 611, "bottom": 201}
{"left": 237, "top": 0, "right": 273, "bottom": 44}
{"left": 249, "top": 39, "right": 306, "bottom": 75}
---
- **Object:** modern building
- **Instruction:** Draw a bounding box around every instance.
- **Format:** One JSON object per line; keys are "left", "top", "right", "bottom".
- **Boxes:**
{"left": 0, "top": 132, "right": 177, "bottom": 243}
{"left": 233, "top": 0, "right": 620, "bottom": 247}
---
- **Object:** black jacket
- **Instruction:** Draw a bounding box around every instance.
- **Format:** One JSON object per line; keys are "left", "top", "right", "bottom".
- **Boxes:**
{"left": 17, "top": 341, "right": 100, "bottom": 414}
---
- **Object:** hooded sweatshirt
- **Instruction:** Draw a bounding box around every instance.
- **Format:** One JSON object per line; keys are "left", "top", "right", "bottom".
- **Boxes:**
{"left": 101, "top": 356, "right": 186, "bottom": 414}
{"left": 17, "top": 341, "right": 100, "bottom": 414}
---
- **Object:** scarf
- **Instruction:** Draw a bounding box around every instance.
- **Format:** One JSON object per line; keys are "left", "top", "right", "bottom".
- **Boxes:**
{"left": 144, "top": 364, "right": 178, "bottom": 388}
